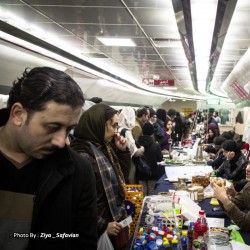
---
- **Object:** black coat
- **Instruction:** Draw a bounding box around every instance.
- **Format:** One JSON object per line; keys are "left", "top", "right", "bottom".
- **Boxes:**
{"left": 28, "top": 147, "right": 97, "bottom": 250}
{"left": 137, "top": 135, "right": 163, "bottom": 180}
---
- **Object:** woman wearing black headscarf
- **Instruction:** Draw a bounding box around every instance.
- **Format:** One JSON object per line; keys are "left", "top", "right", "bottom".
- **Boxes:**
{"left": 71, "top": 103, "right": 130, "bottom": 250}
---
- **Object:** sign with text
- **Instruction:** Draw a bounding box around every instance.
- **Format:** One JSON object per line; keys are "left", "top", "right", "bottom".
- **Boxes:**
{"left": 142, "top": 78, "right": 174, "bottom": 86}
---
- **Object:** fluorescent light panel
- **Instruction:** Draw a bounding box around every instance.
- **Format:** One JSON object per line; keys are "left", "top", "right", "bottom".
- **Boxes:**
{"left": 191, "top": 0, "right": 218, "bottom": 94}
{"left": 97, "top": 37, "right": 136, "bottom": 47}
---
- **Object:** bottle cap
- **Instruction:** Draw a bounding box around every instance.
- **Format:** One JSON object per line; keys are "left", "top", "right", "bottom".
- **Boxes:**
{"left": 172, "top": 239, "right": 178, "bottom": 244}
{"left": 156, "top": 238, "right": 163, "bottom": 246}
{"left": 210, "top": 172, "right": 216, "bottom": 177}
{"left": 199, "top": 210, "right": 205, "bottom": 215}
{"left": 182, "top": 230, "right": 188, "bottom": 236}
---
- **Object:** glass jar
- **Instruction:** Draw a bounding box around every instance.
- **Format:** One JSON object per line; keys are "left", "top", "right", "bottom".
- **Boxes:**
{"left": 207, "top": 232, "right": 232, "bottom": 250}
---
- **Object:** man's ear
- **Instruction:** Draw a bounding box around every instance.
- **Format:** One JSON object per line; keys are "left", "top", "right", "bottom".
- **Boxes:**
{"left": 10, "top": 103, "right": 27, "bottom": 127}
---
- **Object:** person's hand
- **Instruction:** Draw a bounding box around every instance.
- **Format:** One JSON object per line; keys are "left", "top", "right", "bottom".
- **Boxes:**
{"left": 225, "top": 151, "right": 235, "bottom": 160}
{"left": 209, "top": 153, "right": 216, "bottom": 160}
{"left": 114, "top": 133, "right": 128, "bottom": 151}
{"left": 211, "top": 179, "right": 228, "bottom": 203}
{"left": 226, "top": 184, "right": 236, "bottom": 197}
{"left": 107, "top": 221, "right": 123, "bottom": 236}
{"left": 140, "top": 146, "right": 145, "bottom": 153}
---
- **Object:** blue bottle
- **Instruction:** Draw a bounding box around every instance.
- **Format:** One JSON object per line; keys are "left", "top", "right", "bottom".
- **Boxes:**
{"left": 157, "top": 216, "right": 163, "bottom": 230}
{"left": 180, "top": 230, "right": 188, "bottom": 250}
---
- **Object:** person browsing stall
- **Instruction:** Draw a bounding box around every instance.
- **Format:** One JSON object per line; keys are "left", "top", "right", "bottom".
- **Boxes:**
{"left": 71, "top": 103, "right": 131, "bottom": 250}
{"left": 209, "top": 140, "right": 247, "bottom": 191}
{"left": 0, "top": 67, "right": 97, "bottom": 250}
{"left": 118, "top": 107, "right": 144, "bottom": 183}
{"left": 211, "top": 162, "right": 250, "bottom": 231}
{"left": 160, "top": 118, "right": 174, "bottom": 151}
{"left": 137, "top": 123, "right": 163, "bottom": 196}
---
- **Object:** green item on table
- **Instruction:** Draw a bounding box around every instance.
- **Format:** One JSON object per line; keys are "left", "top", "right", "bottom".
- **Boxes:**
{"left": 210, "top": 172, "right": 216, "bottom": 177}
{"left": 230, "top": 230, "right": 244, "bottom": 244}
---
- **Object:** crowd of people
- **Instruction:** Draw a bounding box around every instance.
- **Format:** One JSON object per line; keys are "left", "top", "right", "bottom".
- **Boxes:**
{"left": 0, "top": 66, "right": 250, "bottom": 250}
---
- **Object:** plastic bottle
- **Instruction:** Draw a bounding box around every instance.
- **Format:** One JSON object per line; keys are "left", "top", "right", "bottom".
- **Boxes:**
{"left": 180, "top": 230, "right": 188, "bottom": 250}
{"left": 176, "top": 133, "right": 179, "bottom": 144}
{"left": 199, "top": 237, "right": 208, "bottom": 250}
{"left": 157, "top": 216, "right": 163, "bottom": 231}
{"left": 194, "top": 210, "right": 208, "bottom": 240}
{"left": 188, "top": 134, "right": 193, "bottom": 148}
{"left": 188, "top": 222, "right": 194, "bottom": 250}
{"left": 171, "top": 239, "right": 180, "bottom": 250}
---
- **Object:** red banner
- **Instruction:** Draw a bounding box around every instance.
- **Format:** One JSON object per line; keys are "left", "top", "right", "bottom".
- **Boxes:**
{"left": 142, "top": 79, "right": 175, "bottom": 86}
{"left": 230, "top": 81, "right": 250, "bottom": 100}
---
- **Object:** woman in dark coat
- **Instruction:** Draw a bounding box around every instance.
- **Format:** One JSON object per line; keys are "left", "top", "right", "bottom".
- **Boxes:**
{"left": 71, "top": 104, "right": 131, "bottom": 250}
{"left": 137, "top": 122, "right": 163, "bottom": 196}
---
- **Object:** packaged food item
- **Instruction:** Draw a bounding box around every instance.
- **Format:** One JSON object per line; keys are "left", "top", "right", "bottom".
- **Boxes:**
{"left": 192, "top": 176, "right": 210, "bottom": 188}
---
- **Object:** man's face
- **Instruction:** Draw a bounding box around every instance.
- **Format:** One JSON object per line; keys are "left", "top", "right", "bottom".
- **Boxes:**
{"left": 17, "top": 101, "right": 82, "bottom": 159}
{"left": 150, "top": 115, "right": 157, "bottom": 124}
{"left": 142, "top": 110, "right": 149, "bottom": 124}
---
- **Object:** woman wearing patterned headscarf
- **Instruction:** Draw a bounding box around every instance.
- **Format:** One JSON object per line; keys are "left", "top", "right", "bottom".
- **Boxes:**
{"left": 71, "top": 103, "right": 130, "bottom": 250}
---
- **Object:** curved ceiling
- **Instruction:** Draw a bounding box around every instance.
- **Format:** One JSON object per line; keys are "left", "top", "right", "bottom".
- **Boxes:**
{"left": 0, "top": 0, "right": 249, "bottom": 106}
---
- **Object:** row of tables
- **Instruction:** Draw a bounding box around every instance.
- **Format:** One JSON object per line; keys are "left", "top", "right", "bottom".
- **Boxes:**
{"left": 125, "top": 150, "right": 250, "bottom": 249}
{"left": 153, "top": 171, "right": 250, "bottom": 245}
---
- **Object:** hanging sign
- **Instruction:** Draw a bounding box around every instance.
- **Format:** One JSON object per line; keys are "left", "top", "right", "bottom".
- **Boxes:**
{"left": 142, "top": 79, "right": 174, "bottom": 86}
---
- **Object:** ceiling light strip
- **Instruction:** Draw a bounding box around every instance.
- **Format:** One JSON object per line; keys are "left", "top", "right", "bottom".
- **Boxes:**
{"left": 191, "top": 0, "right": 218, "bottom": 94}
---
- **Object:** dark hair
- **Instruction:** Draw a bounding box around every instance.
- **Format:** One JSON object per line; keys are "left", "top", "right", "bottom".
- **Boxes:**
{"left": 208, "top": 128, "right": 216, "bottom": 135}
{"left": 167, "top": 109, "right": 176, "bottom": 117}
{"left": 89, "top": 97, "right": 103, "bottom": 104}
{"left": 221, "top": 131, "right": 234, "bottom": 140}
{"left": 149, "top": 108, "right": 156, "bottom": 118}
{"left": 156, "top": 108, "right": 166, "bottom": 122}
{"left": 103, "top": 104, "right": 118, "bottom": 122}
{"left": 136, "top": 107, "right": 149, "bottom": 118}
{"left": 222, "top": 140, "right": 240, "bottom": 153}
{"left": 142, "top": 122, "right": 154, "bottom": 136}
{"left": 164, "top": 117, "right": 172, "bottom": 131}
{"left": 214, "top": 136, "right": 226, "bottom": 146}
{"left": 7, "top": 67, "right": 84, "bottom": 112}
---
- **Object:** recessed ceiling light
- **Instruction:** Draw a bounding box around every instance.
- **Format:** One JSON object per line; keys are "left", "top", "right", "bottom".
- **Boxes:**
{"left": 151, "top": 38, "right": 182, "bottom": 48}
{"left": 96, "top": 37, "right": 136, "bottom": 47}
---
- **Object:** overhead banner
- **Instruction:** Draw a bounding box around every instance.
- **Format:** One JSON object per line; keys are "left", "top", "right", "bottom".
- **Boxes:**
{"left": 230, "top": 81, "right": 250, "bottom": 100}
{"left": 142, "top": 79, "right": 174, "bottom": 87}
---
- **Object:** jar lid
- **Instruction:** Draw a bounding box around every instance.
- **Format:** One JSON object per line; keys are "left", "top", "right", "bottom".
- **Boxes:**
{"left": 208, "top": 232, "right": 230, "bottom": 245}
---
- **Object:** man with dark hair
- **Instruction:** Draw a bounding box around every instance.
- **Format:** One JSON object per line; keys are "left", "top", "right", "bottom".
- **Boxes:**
{"left": 167, "top": 108, "right": 176, "bottom": 121}
{"left": 0, "top": 67, "right": 97, "bottom": 250}
{"left": 132, "top": 107, "right": 149, "bottom": 140}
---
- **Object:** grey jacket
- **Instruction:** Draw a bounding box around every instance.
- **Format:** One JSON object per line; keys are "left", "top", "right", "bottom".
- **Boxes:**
{"left": 223, "top": 182, "right": 250, "bottom": 231}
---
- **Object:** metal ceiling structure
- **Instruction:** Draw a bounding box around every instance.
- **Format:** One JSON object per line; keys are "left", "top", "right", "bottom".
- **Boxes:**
{"left": 0, "top": 0, "right": 250, "bottom": 106}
